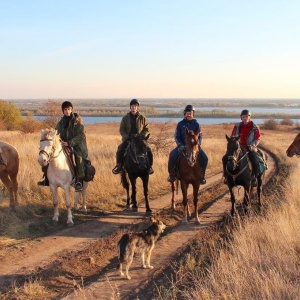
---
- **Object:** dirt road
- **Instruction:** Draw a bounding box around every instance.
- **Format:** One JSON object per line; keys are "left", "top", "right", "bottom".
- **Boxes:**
{"left": 0, "top": 153, "right": 276, "bottom": 299}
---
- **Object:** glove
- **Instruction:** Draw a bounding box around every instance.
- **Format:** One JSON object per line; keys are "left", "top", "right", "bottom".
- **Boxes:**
{"left": 178, "top": 145, "right": 185, "bottom": 152}
{"left": 247, "top": 145, "right": 254, "bottom": 151}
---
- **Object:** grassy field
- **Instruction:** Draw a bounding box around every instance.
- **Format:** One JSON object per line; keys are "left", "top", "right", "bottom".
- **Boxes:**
{"left": 0, "top": 122, "right": 299, "bottom": 299}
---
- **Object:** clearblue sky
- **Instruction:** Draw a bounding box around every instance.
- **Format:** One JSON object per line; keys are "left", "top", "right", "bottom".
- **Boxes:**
{"left": 1, "top": 1, "right": 299, "bottom": 99}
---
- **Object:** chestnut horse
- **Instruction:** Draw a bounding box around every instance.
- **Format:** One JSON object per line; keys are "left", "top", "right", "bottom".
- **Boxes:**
{"left": 171, "top": 128, "right": 202, "bottom": 224}
{"left": 224, "top": 135, "right": 267, "bottom": 216}
{"left": 286, "top": 132, "right": 300, "bottom": 157}
{"left": 0, "top": 141, "right": 19, "bottom": 209}
{"left": 38, "top": 129, "right": 88, "bottom": 226}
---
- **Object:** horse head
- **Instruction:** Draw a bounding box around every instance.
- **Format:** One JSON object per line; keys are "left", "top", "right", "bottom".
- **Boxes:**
{"left": 184, "top": 128, "right": 200, "bottom": 167}
{"left": 286, "top": 133, "right": 300, "bottom": 157}
{"left": 38, "top": 128, "right": 61, "bottom": 166}
{"left": 127, "top": 134, "right": 150, "bottom": 170}
{"left": 226, "top": 134, "right": 243, "bottom": 172}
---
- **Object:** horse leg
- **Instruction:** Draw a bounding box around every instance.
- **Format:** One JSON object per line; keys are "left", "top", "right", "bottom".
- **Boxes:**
{"left": 10, "top": 174, "right": 18, "bottom": 207}
{"left": 142, "top": 175, "right": 151, "bottom": 214}
{"left": 121, "top": 171, "right": 130, "bottom": 208}
{"left": 242, "top": 186, "right": 251, "bottom": 215}
{"left": 193, "top": 183, "right": 200, "bottom": 224}
{"left": 181, "top": 182, "right": 189, "bottom": 223}
{"left": 171, "top": 181, "right": 176, "bottom": 211}
{"left": 130, "top": 177, "right": 138, "bottom": 212}
{"left": 74, "top": 182, "right": 88, "bottom": 214}
{"left": 257, "top": 174, "right": 263, "bottom": 210}
{"left": 0, "top": 173, "right": 15, "bottom": 209}
{"left": 63, "top": 186, "right": 74, "bottom": 226}
{"left": 229, "top": 187, "right": 236, "bottom": 217}
{"left": 50, "top": 185, "right": 59, "bottom": 223}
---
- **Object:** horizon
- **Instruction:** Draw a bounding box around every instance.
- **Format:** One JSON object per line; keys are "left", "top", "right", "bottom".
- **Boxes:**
{"left": 1, "top": 1, "right": 300, "bottom": 99}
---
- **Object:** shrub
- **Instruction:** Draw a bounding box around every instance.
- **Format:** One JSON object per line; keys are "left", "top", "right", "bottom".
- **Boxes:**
{"left": 263, "top": 119, "right": 278, "bottom": 130}
{"left": 18, "top": 113, "right": 43, "bottom": 133}
{"left": 280, "top": 117, "right": 294, "bottom": 126}
{"left": 0, "top": 100, "right": 22, "bottom": 129}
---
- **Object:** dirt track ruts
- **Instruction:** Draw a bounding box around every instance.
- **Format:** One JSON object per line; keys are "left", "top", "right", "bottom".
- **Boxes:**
{"left": 0, "top": 150, "right": 276, "bottom": 299}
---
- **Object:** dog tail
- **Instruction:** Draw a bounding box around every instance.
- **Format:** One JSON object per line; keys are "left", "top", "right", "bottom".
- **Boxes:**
{"left": 117, "top": 233, "right": 130, "bottom": 269}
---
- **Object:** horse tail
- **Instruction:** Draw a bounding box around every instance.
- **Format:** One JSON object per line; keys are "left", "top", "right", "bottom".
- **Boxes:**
{"left": 121, "top": 169, "right": 129, "bottom": 190}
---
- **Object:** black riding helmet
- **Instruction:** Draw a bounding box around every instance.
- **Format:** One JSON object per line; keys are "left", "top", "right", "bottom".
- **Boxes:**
{"left": 130, "top": 99, "right": 139, "bottom": 106}
{"left": 240, "top": 109, "right": 251, "bottom": 119}
{"left": 184, "top": 104, "right": 195, "bottom": 114}
{"left": 61, "top": 101, "right": 73, "bottom": 112}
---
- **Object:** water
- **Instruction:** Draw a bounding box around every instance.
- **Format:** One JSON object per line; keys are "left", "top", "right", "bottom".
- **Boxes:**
{"left": 33, "top": 115, "right": 299, "bottom": 125}
{"left": 156, "top": 106, "right": 300, "bottom": 114}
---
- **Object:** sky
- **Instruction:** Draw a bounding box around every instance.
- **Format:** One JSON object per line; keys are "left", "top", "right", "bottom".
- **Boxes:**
{"left": 0, "top": 0, "right": 300, "bottom": 99}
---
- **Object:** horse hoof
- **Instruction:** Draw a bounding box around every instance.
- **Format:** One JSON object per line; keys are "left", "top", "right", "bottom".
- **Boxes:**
{"left": 126, "top": 204, "right": 131, "bottom": 209}
{"left": 146, "top": 209, "right": 152, "bottom": 215}
{"left": 182, "top": 219, "right": 188, "bottom": 224}
{"left": 67, "top": 222, "right": 74, "bottom": 227}
{"left": 195, "top": 219, "right": 200, "bottom": 225}
{"left": 132, "top": 206, "right": 138, "bottom": 212}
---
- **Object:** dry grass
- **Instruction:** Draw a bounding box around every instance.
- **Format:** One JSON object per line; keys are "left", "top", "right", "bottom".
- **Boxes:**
{"left": 155, "top": 127, "right": 300, "bottom": 300}
{"left": 1, "top": 123, "right": 299, "bottom": 300}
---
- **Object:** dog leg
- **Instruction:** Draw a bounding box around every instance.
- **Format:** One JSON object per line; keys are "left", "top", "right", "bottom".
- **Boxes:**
{"left": 125, "top": 254, "right": 134, "bottom": 280}
{"left": 146, "top": 248, "right": 154, "bottom": 269}
{"left": 141, "top": 251, "right": 147, "bottom": 268}
{"left": 119, "top": 263, "right": 124, "bottom": 276}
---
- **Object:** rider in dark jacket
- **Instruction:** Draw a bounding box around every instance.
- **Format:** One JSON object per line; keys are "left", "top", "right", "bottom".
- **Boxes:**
{"left": 167, "top": 104, "right": 208, "bottom": 184}
{"left": 112, "top": 99, "right": 154, "bottom": 175}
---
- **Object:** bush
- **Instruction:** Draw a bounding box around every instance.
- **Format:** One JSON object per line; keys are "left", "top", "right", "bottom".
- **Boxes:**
{"left": 0, "top": 100, "right": 22, "bottom": 129}
{"left": 280, "top": 117, "right": 294, "bottom": 126}
{"left": 263, "top": 119, "right": 278, "bottom": 130}
{"left": 18, "top": 113, "right": 43, "bottom": 133}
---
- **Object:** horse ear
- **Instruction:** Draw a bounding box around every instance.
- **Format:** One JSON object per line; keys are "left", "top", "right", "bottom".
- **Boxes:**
{"left": 185, "top": 127, "right": 189, "bottom": 134}
{"left": 226, "top": 134, "right": 230, "bottom": 142}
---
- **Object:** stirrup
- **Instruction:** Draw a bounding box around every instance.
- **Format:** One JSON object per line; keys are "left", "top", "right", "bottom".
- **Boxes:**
{"left": 199, "top": 177, "right": 206, "bottom": 184}
{"left": 37, "top": 179, "right": 49, "bottom": 187}
{"left": 167, "top": 174, "right": 176, "bottom": 182}
{"left": 223, "top": 177, "right": 228, "bottom": 184}
{"left": 251, "top": 176, "right": 257, "bottom": 187}
{"left": 112, "top": 164, "right": 122, "bottom": 174}
{"left": 149, "top": 167, "right": 154, "bottom": 175}
{"left": 75, "top": 181, "right": 83, "bottom": 192}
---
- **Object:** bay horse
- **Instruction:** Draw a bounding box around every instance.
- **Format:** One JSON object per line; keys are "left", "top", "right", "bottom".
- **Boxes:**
{"left": 286, "top": 132, "right": 300, "bottom": 157}
{"left": 171, "top": 128, "right": 202, "bottom": 224}
{"left": 38, "top": 129, "right": 88, "bottom": 226}
{"left": 121, "top": 134, "right": 152, "bottom": 214}
{"left": 0, "top": 141, "right": 19, "bottom": 209}
{"left": 224, "top": 135, "right": 266, "bottom": 217}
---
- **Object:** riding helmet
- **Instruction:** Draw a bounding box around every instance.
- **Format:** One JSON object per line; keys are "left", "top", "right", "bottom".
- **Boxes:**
{"left": 240, "top": 109, "right": 251, "bottom": 117}
{"left": 61, "top": 101, "right": 73, "bottom": 112}
{"left": 184, "top": 104, "right": 195, "bottom": 113}
{"left": 130, "top": 99, "right": 139, "bottom": 106}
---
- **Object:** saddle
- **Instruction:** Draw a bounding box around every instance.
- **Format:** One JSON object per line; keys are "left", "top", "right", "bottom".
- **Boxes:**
{"left": 0, "top": 152, "right": 6, "bottom": 166}
{"left": 62, "top": 146, "right": 76, "bottom": 176}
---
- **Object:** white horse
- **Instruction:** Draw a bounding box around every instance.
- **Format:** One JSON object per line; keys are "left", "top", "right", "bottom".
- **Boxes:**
{"left": 38, "top": 129, "right": 88, "bottom": 226}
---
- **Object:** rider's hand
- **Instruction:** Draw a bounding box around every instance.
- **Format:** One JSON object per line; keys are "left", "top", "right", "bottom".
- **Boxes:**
{"left": 178, "top": 145, "right": 185, "bottom": 152}
{"left": 247, "top": 145, "right": 254, "bottom": 151}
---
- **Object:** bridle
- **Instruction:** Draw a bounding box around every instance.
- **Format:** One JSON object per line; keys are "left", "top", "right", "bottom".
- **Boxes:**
{"left": 127, "top": 137, "right": 147, "bottom": 166}
{"left": 182, "top": 136, "right": 199, "bottom": 167}
{"left": 288, "top": 142, "right": 300, "bottom": 157}
{"left": 226, "top": 143, "right": 248, "bottom": 181}
{"left": 39, "top": 137, "right": 63, "bottom": 164}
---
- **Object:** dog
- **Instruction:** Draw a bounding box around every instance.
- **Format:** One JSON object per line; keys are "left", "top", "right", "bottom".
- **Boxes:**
{"left": 117, "top": 217, "right": 166, "bottom": 280}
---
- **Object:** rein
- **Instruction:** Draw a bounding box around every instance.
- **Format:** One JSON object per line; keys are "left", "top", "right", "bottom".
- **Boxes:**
{"left": 128, "top": 140, "right": 147, "bottom": 165}
{"left": 290, "top": 143, "right": 300, "bottom": 157}
{"left": 226, "top": 150, "right": 249, "bottom": 184}
{"left": 39, "top": 138, "right": 64, "bottom": 163}
{"left": 182, "top": 147, "right": 199, "bottom": 166}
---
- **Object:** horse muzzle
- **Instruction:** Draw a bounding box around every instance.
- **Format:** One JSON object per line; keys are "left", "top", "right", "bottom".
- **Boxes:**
{"left": 38, "top": 150, "right": 50, "bottom": 166}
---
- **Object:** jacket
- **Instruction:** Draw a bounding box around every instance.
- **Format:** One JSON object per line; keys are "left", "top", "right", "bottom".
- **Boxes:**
{"left": 231, "top": 121, "right": 261, "bottom": 147}
{"left": 56, "top": 113, "right": 88, "bottom": 158}
{"left": 175, "top": 118, "right": 203, "bottom": 147}
{"left": 120, "top": 112, "right": 149, "bottom": 142}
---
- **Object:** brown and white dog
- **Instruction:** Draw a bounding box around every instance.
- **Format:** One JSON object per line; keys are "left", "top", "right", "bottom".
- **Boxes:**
{"left": 117, "top": 217, "right": 166, "bottom": 280}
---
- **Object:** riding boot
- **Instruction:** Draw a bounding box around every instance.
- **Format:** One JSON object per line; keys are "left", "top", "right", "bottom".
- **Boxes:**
{"left": 147, "top": 147, "right": 154, "bottom": 175}
{"left": 167, "top": 169, "right": 177, "bottom": 183}
{"left": 75, "top": 177, "right": 83, "bottom": 192}
{"left": 199, "top": 169, "right": 207, "bottom": 184}
{"left": 112, "top": 149, "right": 124, "bottom": 174}
{"left": 37, "top": 165, "right": 49, "bottom": 186}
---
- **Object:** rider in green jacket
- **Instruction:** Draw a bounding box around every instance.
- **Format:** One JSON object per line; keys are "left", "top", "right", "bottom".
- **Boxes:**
{"left": 38, "top": 101, "right": 89, "bottom": 192}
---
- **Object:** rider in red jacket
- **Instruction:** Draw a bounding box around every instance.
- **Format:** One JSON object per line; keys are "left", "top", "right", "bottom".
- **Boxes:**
{"left": 223, "top": 109, "right": 261, "bottom": 186}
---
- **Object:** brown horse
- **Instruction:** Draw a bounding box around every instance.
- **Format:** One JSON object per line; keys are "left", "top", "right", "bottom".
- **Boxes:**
{"left": 0, "top": 141, "right": 19, "bottom": 209}
{"left": 286, "top": 133, "right": 300, "bottom": 157}
{"left": 171, "top": 128, "right": 202, "bottom": 224}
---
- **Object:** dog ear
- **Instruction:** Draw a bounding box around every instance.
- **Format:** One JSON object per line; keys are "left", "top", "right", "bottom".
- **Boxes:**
{"left": 150, "top": 216, "right": 156, "bottom": 223}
